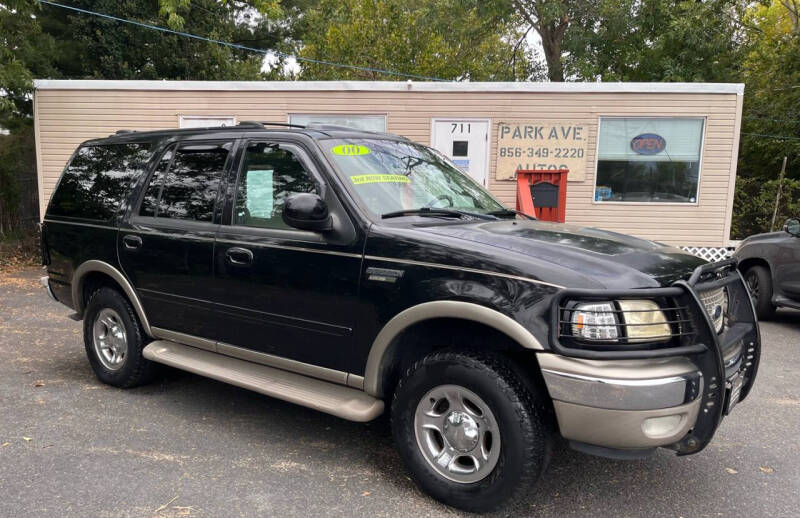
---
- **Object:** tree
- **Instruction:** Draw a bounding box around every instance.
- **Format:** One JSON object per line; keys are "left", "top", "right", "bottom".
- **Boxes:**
{"left": 511, "top": 0, "right": 572, "bottom": 81}
{"left": 731, "top": 0, "right": 800, "bottom": 237}
{"left": 564, "top": 0, "right": 743, "bottom": 83}
{"left": 1, "top": 1, "right": 58, "bottom": 127}
{"left": 37, "top": 0, "right": 293, "bottom": 82}
{"left": 738, "top": 0, "right": 800, "bottom": 180}
{"left": 297, "top": 0, "right": 538, "bottom": 81}
{"left": 0, "top": 0, "right": 293, "bottom": 236}
{"left": 511, "top": 0, "right": 744, "bottom": 83}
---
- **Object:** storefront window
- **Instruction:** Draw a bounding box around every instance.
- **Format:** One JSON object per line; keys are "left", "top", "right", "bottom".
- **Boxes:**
{"left": 595, "top": 118, "right": 704, "bottom": 203}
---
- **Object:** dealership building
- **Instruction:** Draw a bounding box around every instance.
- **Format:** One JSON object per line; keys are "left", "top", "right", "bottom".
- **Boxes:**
{"left": 33, "top": 80, "right": 744, "bottom": 250}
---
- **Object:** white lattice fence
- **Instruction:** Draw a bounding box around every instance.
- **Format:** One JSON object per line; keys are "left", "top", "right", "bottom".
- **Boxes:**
{"left": 680, "top": 246, "right": 736, "bottom": 262}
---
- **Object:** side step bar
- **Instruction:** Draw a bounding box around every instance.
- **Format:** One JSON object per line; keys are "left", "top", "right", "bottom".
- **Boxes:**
{"left": 143, "top": 341, "right": 384, "bottom": 422}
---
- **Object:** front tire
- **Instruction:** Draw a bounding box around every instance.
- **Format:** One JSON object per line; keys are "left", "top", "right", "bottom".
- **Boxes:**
{"left": 744, "top": 265, "right": 775, "bottom": 320}
{"left": 391, "top": 351, "right": 551, "bottom": 513}
{"left": 83, "top": 287, "right": 156, "bottom": 388}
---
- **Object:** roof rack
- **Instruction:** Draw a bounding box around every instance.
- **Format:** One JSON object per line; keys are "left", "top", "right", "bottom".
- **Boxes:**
{"left": 114, "top": 129, "right": 136, "bottom": 134}
{"left": 237, "top": 121, "right": 306, "bottom": 129}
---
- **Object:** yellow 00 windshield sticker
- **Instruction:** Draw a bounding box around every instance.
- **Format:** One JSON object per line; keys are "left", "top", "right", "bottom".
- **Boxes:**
{"left": 331, "top": 144, "right": 371, "bottom": 156}
{"left": 350, "top": 174, "right": 410, "bottom": 185}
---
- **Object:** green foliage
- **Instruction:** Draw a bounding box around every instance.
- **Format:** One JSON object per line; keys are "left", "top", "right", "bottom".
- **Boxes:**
{"left": 563, "top": 0, "right": 742, "bottom": 82}
{"left": 0, "top": 0, "right": 293, "bottom": 234}
{"left": 39, "top": 0, "right": 291, "bottom": 82}
{"left": 297, "top": 0, "right": 539, "bottom": 81}
{"left": 738, "top": 0, "right": 800, "bottom": 184}
{"left": 732, "top": 176, "right": 800, "bottom": 238}
{"left": 159, "top": 0, "right": 283, "bottom": 31}
{"left": 0, "top": 123, "right": 37, "bottom": 235}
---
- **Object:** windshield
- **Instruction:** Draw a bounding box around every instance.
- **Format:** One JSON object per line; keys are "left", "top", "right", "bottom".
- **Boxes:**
{"left": 322, "top": 138, "right": 506, "bottom": 218}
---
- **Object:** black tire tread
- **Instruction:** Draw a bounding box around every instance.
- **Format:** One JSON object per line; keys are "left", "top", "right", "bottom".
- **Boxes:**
{"left": 391, "top": 349, "right": 551, "bottom": 513}
{"left": 83, "top": 286, "right": 156, "bottom": 388}
{"left": 746, "top": 265, "right": 776, "bottom": 321}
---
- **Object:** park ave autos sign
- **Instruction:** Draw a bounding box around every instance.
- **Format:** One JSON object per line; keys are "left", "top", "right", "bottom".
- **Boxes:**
{"left": 496, "top": 121, "right": 590, "bottom": 181}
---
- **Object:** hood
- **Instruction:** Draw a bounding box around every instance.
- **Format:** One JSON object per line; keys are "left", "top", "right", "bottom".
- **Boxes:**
{"left": 738, "top": 230, "right": 790, "bottom": 246}
{"left": 421, "top": 219, "right": 706, "bottom": 288}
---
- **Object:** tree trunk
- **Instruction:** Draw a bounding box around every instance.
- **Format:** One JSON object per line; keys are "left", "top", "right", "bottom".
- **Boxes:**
{"left": 540, "top": 28, "right": 564, "bottom": 82}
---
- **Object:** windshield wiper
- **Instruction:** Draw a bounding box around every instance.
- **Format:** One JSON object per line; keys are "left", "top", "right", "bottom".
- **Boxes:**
{"left": 381, "top": 208, "right": 495, "bottom": 220}
{"left": 486, "top": 209, "right": 536, "bottom": 220}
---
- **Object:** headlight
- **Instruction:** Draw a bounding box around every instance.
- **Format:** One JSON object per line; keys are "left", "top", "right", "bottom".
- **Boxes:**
{"left": 570, "top": 302, "right": 619, "bottom": 341}
{"left": 617, "top": 300, "right": 671, "bottom": 342}
{"left": 568, "top": 299, "right": 670, "bottom": 343}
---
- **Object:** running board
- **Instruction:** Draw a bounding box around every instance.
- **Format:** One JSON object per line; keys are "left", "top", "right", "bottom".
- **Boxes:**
{"left": 142, "top": 341, "right": 384, "bottom": 422}
{"left": 775, "top": 296, "right": 800, "bottom": 310}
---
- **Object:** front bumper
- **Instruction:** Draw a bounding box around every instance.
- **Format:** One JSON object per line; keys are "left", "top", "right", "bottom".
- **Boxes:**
{"left": 538, "top": 353, "right": 702, "bottom": 449}
{"left": 541, "top": 259, "right": 760, "bottom": 455}
{"left": 40, "top": 275, "right": 58, "bottom": 301}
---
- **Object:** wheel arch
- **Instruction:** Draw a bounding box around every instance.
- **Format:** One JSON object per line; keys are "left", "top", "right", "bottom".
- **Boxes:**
{"left": 71, "top": 260, "right": 153, "bottom": 337}
{"left": 738, "top": 257, "right": 772, "bottom": 278}
{"left": 363, "top": 301, "right": 544, "bottom": 398}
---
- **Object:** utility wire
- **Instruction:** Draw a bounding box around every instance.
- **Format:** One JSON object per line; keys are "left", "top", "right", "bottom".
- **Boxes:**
{"left": 37, "top": 0, "right": 448, "bottom": 82}
{"left": 744, "top": 115, "right": 800, "bottom": 124}
{"left": 30, "top": 2, "right": 800, "bottom": 142}
{"left": 741, "top": 132, "right": 800, "bottom": 141}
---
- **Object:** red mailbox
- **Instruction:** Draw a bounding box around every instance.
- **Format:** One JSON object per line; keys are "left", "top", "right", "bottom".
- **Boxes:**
{"left": 515, "top": 169, "right": 569, "bottom": 222}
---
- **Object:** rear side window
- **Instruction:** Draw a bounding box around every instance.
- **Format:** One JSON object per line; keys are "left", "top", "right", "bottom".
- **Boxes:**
{"left": 139, "top": 141, "right": 231, "bottom": 222}
{"left": 48, "top": 143, "right": 152, "bottom": 220}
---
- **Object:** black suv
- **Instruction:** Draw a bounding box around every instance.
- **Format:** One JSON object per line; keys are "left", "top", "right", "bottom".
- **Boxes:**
{"left": 41, "top": 123, "right": 760, "bottom": 512}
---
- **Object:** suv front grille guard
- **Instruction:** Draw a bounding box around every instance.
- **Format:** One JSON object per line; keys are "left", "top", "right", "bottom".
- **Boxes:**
{"left": 556, "top": 303, "right": 695, "bottom": 347}
{"left": 549, "top": 258, "right": 761, "bottom": 455}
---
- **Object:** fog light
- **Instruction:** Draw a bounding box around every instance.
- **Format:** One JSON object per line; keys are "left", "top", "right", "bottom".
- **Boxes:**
{"left": 641, "top": 414, "right": 684, "bottom": 438}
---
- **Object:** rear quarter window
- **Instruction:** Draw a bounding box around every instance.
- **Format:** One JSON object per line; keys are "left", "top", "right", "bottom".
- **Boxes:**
{"left": 47, "top": 143, "right": 153, "bottom": 221}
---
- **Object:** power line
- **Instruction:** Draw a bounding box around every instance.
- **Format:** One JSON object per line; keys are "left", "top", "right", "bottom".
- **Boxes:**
{"left": 741, "top": 132, "right": 800, "bottom": 141}
{"left": 37, "top": 0, "right": 448, "bottom": 82}
{"left": 744, "top": 115, "right": 800, "bottom": 124}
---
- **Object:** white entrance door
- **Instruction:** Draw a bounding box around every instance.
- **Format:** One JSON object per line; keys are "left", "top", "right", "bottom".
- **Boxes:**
{"left": 432, "top": 119, "right": 490, "bottom": 186}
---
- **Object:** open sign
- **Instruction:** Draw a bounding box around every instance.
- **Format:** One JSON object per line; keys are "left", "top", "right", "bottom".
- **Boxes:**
{"left": 630, "top": 133, "right": 666, "bottom": 155}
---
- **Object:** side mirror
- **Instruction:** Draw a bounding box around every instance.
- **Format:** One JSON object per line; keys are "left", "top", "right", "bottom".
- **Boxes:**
{"left": 784, "top": 218, "right": 800, "bottom": 237}
{"left": 282, "top": 193, "right": 333, "bottom": 232}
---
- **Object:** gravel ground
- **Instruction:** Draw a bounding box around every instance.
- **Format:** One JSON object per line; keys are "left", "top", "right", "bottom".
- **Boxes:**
{"left": 1, "top": 266, "right": 799, "bottom": 517}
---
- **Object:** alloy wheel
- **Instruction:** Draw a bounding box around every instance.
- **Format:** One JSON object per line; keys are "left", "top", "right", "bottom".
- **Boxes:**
{"left": 92, "top": 308, "right": 128, "bottom": 371}
{"left": 414, "top": 384, "right": 501, "bottom": 484}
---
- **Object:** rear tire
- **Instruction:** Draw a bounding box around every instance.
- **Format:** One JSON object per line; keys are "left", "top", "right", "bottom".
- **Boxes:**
{"left": 744, "top": 265, "right": 776, "bottom": 320}
{"left": 391, "top": 350, "right": 551, "bottom": 513}
{"left": 83, "top": 287, "right": 156, "bottom": 388}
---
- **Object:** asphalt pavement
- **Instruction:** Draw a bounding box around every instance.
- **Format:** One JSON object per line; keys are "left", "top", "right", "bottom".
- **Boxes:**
{"left": 1, "top": 266, "right": 799, "bottom": 517}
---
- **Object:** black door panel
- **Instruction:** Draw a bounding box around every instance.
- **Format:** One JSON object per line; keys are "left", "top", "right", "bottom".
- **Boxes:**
{"left": 119, "top": 220, "right": 217, "bottom": 337}
{"left": 213, "top": 229, "right": 362, "bottom": 372}
{"left": 210, "top": 140, "right": 363, "bottom": 373}
{"left": 119, "top": 140, "right": 233, "bottom": 339}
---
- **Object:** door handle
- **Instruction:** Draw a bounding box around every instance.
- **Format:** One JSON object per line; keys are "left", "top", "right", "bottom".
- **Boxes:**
{"left": 122, "top": 234, "right": 142, "bottom": 250}
{"left": 226, "top": 247, "right": 253, "bottom": 266}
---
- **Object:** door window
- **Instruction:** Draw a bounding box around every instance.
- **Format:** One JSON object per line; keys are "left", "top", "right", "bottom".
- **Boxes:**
{"left": 234, "top": 142, "right": 317, "bottom": 229}
{"left": 139, "top": 142, "right": 231, "bottom": 222}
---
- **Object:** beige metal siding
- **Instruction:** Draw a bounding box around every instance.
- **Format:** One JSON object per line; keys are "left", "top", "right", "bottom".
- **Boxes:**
{"left": 35, "top": 87, "right": 741, "bottom": 246}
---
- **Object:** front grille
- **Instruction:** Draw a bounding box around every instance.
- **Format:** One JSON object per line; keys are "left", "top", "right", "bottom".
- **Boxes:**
{"left": 698, "top": 287, "right": 726, "bottom": 333}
